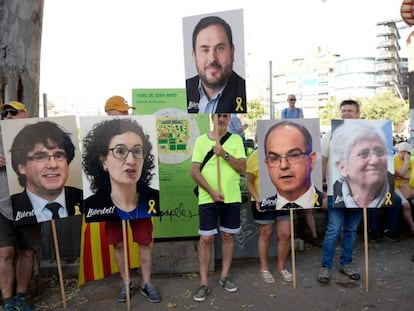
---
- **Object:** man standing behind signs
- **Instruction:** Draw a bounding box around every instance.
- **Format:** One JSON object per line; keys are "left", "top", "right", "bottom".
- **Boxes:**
{"left": 261, "top": 121, "right": 322, "bottom": 209}
{"left": 190, "top": 113, "right": 246, "bottom": 302}
{"left": 105, "top": 95, "right": 135, "bottom": 116}
{"left": 82, "top": 116, "right": 161, "bottom": 304}
{"left": 0, "top": 101, "right": 40, "bottom": 311}
{"left": 185, "top": 13, "right": 246, "bottom": 114}
{"left": 318, "top": 100, "right": 364, "bottom": 284}
{"left": 281, "top": 94, "right": 304, "bottom": 119}
{"left": 260, "top": 120, "right": 322, "bottom": 280}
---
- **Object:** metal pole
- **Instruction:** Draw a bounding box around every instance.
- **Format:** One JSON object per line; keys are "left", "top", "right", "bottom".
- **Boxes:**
{"left": 269, "top": 61, "right": 274, "bottom": 120}
{"left": 42, "top": 93, "right": 48, "bottom": 117}
{"left": 409, "top": 72, "right": 414, "bottom": 145}
{"left": 390, "top": 81, "right": 406, "bottom": 105}
{"left": 409, "top": 72, "right": 414, "bottom": 109}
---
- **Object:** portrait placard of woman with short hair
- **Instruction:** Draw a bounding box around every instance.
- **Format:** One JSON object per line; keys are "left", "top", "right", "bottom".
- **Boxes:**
{"left": 330, "top": 119, "right": 395, "bottom": 208}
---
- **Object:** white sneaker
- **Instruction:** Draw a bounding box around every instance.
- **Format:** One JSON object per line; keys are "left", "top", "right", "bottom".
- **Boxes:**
{"left": 279, "top": 269, "right": 293, "bottom": 282}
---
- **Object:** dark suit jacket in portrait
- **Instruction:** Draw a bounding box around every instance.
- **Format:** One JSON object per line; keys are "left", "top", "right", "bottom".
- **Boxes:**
{"left": 11, "top": 186, "right": 83, "bottom": 225}
{"left": 84, "top": 185, "right": 160, "bottom": 223}
{"left": 259, "top": 187, "right": 324, "bottom": 214}
{"left": 186, "top": 70, "right": 246, "bottom": 113}
{"left": 333, "top": 172, "right": 395, "bottom": 209}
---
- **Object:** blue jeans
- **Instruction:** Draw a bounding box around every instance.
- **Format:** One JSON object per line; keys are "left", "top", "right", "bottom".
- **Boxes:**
{"left": 368, "top": 193, "right": 401, "bottom": 234}
{"left": 321, "top": 197, "right": 362, "bottom": 269}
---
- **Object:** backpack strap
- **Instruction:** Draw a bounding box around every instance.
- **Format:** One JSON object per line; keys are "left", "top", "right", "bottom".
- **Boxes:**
{"left": 200, "top": 132, "right": 232, "bottom": 172}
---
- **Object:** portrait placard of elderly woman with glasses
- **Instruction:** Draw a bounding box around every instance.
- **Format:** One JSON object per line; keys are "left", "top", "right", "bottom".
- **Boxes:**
{"left": 81, "top": 117, "right": 160, "bottom": 223}
{"left": 331, "top": 119, "right": 395, "bottom": 208}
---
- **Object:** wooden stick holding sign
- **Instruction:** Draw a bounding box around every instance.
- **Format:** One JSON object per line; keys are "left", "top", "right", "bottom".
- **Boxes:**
{"left": 363, "top": 208, "right": 369, "bottom": 292}
{"left": 289, "top": 209, "right": 297, "bottom": 289}
{"left": 50, "top": 219, "right": 67, "bottom": 309}
{"left": 213, "top": 114, "right": 222, "bottom": 192}
{"left": 122, "top": 220, "right": 131, "bottom": 310}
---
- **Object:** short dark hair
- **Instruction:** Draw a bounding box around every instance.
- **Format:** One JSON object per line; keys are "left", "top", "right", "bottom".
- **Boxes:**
{"left": 82, "top": 118, "right": 155, "bottom": 193}
{"left": 10, "top": 121, "right": 75, "bottom": 187}
{"left": 192, "top": 16, "right": 233, "bottom": 51}
{"left": 264, "top": 120, "right": 313, "bottom": 156}
{"left": 340, "top": 99, "right": 360, "bottom": 112}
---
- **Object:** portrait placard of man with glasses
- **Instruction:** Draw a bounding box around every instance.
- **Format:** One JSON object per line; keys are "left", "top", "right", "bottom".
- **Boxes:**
{"left": 257, "top": 119, "right": 323, "bottom": 211}
{"left": 331, "top": 119, "right": 394, "bottom": 209}
{"left": 1, "top": 116, "right": 83, "bottom": 225}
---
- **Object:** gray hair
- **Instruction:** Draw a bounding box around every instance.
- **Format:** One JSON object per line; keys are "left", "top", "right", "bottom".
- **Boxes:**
{"left": 331, "top": 120, "right": 387, "bottom": 170}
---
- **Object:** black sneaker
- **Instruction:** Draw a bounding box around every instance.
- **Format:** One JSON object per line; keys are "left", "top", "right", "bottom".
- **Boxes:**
{"left": 383, "top": 230, "right": 400, "bottom": 242}
{"left": 369, "top": 232, "right": 382, "bottom": 243}
{"left": 193, "top": 285, "right": 210, "bottom": 302}
{"left": 140, "top": 283, "right": 161, "bottom": 303}
{"left": 309, "top": 237, "right": 323, "bottom": 247}
{"left": 218, "top": 276, "right": 238, "bottom": 292}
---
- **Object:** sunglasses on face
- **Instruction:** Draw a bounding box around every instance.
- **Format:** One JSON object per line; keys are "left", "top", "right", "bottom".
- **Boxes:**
{"left": 1, "top": 109, "right": 19, "bottom": 118}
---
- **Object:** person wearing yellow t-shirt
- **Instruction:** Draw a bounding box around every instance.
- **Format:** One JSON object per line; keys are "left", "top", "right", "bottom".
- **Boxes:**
{"left": 394, "top": 142, "right": 414, "bottom": 234}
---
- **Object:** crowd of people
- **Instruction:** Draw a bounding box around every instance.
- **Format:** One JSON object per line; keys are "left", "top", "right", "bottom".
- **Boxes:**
{"left": 1, "top": 10, "right": 414, "bottom": 311}
{"left": 1, "top": 95, "right": 414, "bottom": 309}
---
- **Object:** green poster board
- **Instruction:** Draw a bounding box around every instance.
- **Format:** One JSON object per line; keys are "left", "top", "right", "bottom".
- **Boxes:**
{"left": 132, "top": 88, "right": 209, "bottom": 239}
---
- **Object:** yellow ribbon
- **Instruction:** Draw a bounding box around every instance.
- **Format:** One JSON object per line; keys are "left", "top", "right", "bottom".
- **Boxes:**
{"left": 312, "top": 193, "right": 320, "bottom": 207}
{"left": 235, "top": 97, "right": 244, "bottom": 112}
{"left": 384, "top": 192, "right": 392, "bottom": 205}
{"left": 74, "top": 204, "right": 81, "bottom": 216}
{"left": 147, "top": 199, "right": 157, "bottom": 214}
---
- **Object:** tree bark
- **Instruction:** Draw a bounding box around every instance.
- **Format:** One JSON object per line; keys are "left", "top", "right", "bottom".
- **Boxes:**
{"left": 0, "top": 0, "right": 44, "bottom": 117}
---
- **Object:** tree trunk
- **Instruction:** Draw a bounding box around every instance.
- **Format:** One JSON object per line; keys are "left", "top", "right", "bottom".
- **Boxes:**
{"left": 0, "top": 0, "right": 44, "bottom": 117}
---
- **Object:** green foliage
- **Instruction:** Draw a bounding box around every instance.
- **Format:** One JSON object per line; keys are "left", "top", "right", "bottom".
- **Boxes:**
{"left": 241, "top": 99, "right": 265, "bottom": 140}
{"left": 360, "top": 92, "right": 408, "bottom": 126}
{"left": 319, "top": 96, "right": 340, "bottom": 125}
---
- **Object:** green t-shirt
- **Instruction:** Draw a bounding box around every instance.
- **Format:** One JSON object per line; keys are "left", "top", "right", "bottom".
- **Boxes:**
{"left": 192, "top": 133, "right": 246, "bottom": 204}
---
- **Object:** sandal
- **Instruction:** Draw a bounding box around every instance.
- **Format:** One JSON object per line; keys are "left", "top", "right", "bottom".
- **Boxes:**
{"left": 278, "top": 269, "right": 293, "bottom": 282}
{"left": 259, "top": 270, "right": 275, "bottom": 283}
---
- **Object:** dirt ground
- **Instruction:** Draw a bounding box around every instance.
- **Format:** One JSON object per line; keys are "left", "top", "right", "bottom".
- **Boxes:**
{"left": 22, "top": 231, "right": 414, "bottom": 311}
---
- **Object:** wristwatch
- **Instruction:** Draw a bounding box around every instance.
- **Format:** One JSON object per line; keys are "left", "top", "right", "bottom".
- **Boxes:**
{"left": 224, "top": 152, "right": 230, "bottom": 161}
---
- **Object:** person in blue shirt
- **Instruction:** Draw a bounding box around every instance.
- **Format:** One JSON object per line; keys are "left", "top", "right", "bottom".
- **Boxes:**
{"left": 281, "top": 94, "right": 304, "bottom": 119}
{"left": 228, "top": 114, "right": 248, "bottom": 140}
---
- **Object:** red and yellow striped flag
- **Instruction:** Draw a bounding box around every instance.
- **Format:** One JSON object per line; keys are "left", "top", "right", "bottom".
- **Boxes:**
{"left": 78, "top": 216, "right": 140, "bottom": 287}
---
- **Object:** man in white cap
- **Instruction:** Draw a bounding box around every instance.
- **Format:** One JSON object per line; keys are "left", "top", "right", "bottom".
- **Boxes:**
{"left": 104, "top": 96, "right": 135, "bottom": 116}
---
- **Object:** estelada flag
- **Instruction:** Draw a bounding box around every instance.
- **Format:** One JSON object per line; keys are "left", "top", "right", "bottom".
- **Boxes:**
{"left": 78, "top": 216, "right": 140, "bottom": 287}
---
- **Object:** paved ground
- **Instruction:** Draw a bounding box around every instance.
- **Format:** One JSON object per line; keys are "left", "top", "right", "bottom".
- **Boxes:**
{"left": 27, "top": 232, "right": 414, "bottom": 311}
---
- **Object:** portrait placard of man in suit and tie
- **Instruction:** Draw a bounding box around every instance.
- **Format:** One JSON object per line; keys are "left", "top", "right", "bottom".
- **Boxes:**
{"left": 258, "top": 119, "right": 323, "bottom": 211}
{"left": 2, "top": 117, "right": 82, "bottom": 225}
